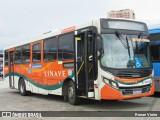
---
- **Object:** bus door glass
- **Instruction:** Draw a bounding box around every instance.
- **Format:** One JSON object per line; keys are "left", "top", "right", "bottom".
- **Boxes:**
{"left": 76, "top": 32, "right": 85, "bottom": 95}
{"left": 75, "top": 29, "right": 97, "bottom": 97}
{"left": 8, "top": 50, "right": 14, "bottom": 88}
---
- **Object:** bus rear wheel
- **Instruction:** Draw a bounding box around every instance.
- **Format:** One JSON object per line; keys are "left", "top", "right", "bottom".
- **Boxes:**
{"left": 67, "top": 81, "right": 79, "bottom": 105}
{"left": 19, "top": 78, "right": 30, "bottom": 96}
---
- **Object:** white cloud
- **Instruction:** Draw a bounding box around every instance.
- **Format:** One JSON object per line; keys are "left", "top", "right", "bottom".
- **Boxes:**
{"left": 0, "top": 36, "right": 19, "bottom": 49}
{"left": 0, "top": 0, "right": 160, "bottom": 49}
{"left": 0, "top": 19, "right": 9, "bottom": 36}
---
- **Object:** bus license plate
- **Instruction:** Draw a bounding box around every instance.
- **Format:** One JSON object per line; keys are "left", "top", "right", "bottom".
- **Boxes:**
{"left": 133, "top": 89, "right": 141, "bottom": 95}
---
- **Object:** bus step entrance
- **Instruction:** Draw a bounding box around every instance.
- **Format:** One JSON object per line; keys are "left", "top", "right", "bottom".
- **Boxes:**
{"left": 10, "top": 86, "right": 15, "bottom": 89}
{"left": 89, "top": 80, "right": 94, "bottom": 92}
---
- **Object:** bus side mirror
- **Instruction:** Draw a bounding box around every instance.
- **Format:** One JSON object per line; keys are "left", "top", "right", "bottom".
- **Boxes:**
{"left": 97, "top": 34, "right": 103, "bottom": 59}
{"left": 97, "top": 49, "right": 104, "bottom": 59}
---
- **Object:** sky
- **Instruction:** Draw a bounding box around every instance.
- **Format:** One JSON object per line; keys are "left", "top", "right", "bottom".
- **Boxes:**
{"left": 0, "top": 0, "right": 160, "bottom": 49}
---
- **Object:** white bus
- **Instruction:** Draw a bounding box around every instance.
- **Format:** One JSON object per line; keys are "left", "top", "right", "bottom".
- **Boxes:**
{"left": 4, "top": 18, "right": 154, "bottom": 105}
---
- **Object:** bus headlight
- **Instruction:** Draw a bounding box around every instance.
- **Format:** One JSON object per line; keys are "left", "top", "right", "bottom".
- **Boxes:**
{"left": 111, "top": 82, "right": 118, "bottom": 88}
{"left": 143, "top": 78, "right": 153, "bottom": 85}
{"left": 103, "top": 77, "right": 119, "bottom": 89}
{"left": 103, "top": 78, "right": 110, "bottom": 84}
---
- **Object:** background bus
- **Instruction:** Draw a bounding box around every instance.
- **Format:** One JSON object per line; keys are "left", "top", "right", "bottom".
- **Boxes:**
{"left": 149, "top": 27, "right": 160, "bottom": 92}
{"left": 0, "top": 50, "right": 3, "bottom": 78}
{"left": 4, "top": 18, "right": 154, "bottom": 105}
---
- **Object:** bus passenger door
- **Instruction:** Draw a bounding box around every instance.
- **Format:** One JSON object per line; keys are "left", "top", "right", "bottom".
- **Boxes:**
{"left": 75, "top": 28, "right": 98, "bottom": 98}
{"left": 8, "top": 51, "right": 14, "bottom": 88}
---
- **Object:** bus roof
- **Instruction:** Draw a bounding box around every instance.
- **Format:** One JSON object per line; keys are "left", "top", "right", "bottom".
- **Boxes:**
{"left": 4, "top": 20, "right": 97, "bottom": 50}
{"left": 4, "top": 18, "right": 145, "bottom": 50}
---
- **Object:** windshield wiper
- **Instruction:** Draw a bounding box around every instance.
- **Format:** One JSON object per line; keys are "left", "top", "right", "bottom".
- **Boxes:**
{"left": 115, "top": 31, "right": 131, "bottom": 57}
{"left": 138, "top": 32, "right": 143, "bottom": 39}
{"left": 126, "top": 36, "right": 131, "bottom": 58}
{"left": 115, "top": 31, "right": 128, "bottom": 49}
{"left": 136, "top": 32, "right": 143, "bottom": 54}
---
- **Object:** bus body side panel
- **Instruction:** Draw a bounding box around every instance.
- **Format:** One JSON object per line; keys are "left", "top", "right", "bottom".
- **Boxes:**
{"left": 42, "top": 61, "right": 74, "bottom": 86}
{"left": 4, "top": 66, "right": 9, "bottom": 80}
{"left": 153, "top": 62, "right": 160, "bottom": 92}
{"left": 4, "top": 36, "right": 75, "bottom": 96}
{"left": 4, "top": 65, "right": 10, "bottom": 88}
{"left": 11, "top": 60, "right": 74, "bottom": 95}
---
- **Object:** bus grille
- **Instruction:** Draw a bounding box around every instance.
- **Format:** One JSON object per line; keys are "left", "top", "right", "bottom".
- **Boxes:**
{"left": 119, "top": 84, "right": 151, "bottom": 95}
{"left": 116, "top": 69, "right": 151, "bottom": 78}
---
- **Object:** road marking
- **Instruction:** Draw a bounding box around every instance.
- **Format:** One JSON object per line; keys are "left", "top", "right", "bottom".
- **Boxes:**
{"left": 6, "top": 106, "right": 22, "bottom": 111}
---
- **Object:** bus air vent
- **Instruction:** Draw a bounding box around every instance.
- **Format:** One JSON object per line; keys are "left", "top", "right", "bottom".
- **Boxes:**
{"left": 116, "top": 69, "right": 151, "bottom": 78}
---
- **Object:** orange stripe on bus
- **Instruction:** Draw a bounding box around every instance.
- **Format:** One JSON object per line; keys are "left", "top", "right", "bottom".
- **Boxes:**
{"left": 61, "top": 26, "right": 76, "bottom": 34}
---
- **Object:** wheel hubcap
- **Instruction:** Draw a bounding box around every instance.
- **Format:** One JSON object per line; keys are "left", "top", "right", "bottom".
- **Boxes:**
{"left": 20, "top": 83, "right": 24, "bottom": 93}
{"left": 68, "top": 87, "right": 74, "bottom": 99}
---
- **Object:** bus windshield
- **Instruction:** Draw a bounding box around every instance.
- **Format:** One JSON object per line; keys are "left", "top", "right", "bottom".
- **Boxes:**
{"left": 101, "top": 34, "right": 151, "bottom": 69}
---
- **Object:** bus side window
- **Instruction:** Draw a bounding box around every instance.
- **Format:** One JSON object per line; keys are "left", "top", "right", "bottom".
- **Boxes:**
{"left": 44, "top": 37, "right": 57, "bottom": 62}
{"left": 58, "top": 33, "right": 74, "bottom": 60}
{"left": 22, "top": 44, "right": 30, "bottom": 64}
{"left": 14, "top": 47, "right": 22, "bottom": 64}
{"left": 151, "top": 45, "right": 160, "bottom": 61}
{"left": 5, "top": 50, "right": 8, "bottom": 66}
{"left": 32, "top": 43, "right": 41, "bottom": 63}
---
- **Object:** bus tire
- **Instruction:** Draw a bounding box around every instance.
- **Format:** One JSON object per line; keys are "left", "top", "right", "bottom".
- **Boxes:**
{"left": 19, "top": 78, "right": 29, "bottom": 96}
{"left": 67, "top": 81, "right": 79, "bottom": 105}
{"left": 63, "top": 81, "right": 69, "bottom": 102}
{"left": 64, "top": 95, "right": 68, "bottom": 102}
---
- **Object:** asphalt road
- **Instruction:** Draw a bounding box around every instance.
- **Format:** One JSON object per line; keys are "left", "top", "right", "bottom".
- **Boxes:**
{"left": 0, "top": 79, "right": 160, "bottom": 120}
{"left": 0, "top": 88, "right": 160, "bottom": 111}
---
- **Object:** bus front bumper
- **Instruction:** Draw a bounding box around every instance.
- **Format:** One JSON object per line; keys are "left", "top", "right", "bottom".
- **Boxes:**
{"left": 100, "top": 82, "right": 155, "bottom": 100}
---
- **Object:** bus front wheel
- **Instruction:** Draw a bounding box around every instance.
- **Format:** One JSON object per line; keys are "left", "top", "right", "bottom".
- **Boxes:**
{"left": 67, "top": 81, "right": 79, "bottom": 105}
